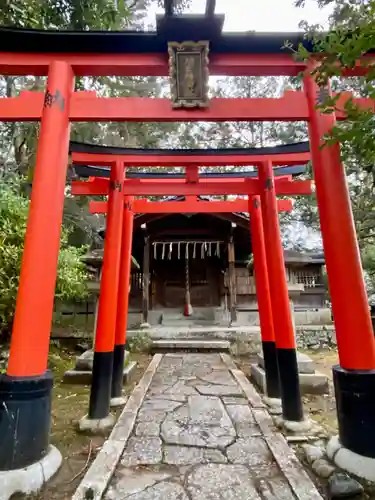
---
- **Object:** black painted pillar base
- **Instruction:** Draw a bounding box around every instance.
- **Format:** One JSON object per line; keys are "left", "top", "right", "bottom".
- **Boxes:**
{"left": 88, "top": 351, "right": 113, "bottom": 420}
{"left": 277, "top": 348, "right": 304, "bottom": 422}
{"left": 0, "top": 371, "right": 53, "bottom": 470}
{"left": 111, "top": 344, "right": 125, "bottom": 399}
{"left": 333, "top": 365, "right": 375, "bottom": 458}
{"left": 262, "top": 340, "right": 281, "bottom": 399}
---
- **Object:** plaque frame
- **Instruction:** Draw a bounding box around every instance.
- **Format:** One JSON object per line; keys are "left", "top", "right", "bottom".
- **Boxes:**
{"left": 168, "top": 40, "right": 210, "bottom": 108}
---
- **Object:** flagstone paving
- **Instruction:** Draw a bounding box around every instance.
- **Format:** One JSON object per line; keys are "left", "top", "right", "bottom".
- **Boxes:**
{"left": 96, "top": 353, "right": 323, "bottom": 500}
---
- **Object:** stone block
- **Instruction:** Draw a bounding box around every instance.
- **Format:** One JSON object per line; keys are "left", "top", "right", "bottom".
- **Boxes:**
{"left": 251, "top": 364, "right": 329, "bottom": 395}
{"left": 186, "top": 464, "right": 262, "bottom": 499}
{"left": 121, "top": 437, "right": 162, "bottom": 466}
{"left": 74, "top": 349, "right": 130, "bottom": 372}
{"left": 151, "top": 339, "right": 230, "bottom": 352}
{"left": 63, "top": 361, "right": 137, "bottom": 385}
{"left": 160, "top": 395, "right": 236, "bottom": 448}
{"left": 257, "top": 351, "right": 315, "bottom": 374}
{"left": 105, "top": 469, "right": 173, "bottom": 499}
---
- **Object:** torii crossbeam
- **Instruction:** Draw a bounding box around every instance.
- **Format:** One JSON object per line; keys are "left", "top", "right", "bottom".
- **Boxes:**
{"left": 71, "top": 176, "right": 312, "bottom": 197}
{"left": 88, "top": 198, "right": 293, "bottom": 214}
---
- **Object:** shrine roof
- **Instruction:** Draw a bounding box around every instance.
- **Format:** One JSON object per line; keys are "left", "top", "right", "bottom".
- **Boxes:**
{"left": 70, "top": 141, "right": 310, "bottom": 156}
{"left": 71, "top": 140, "right": 309, "bottom": 179}
{"left": 284, "top": 250, "right": 325, "bottom": 265}
{"left": 73, "top": 163, "right": 307, "bottom": 179}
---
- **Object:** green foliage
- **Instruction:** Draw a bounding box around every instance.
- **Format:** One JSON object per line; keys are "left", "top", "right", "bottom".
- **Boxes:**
{"left": 294, "top": 0, "right": 375, "bottom": 181}
{"left": 0, "top": 178, "right": 88, "bottom": 333}
{"left": 362, "top": 244, "right": 375, "bottom": 299}
{"left": 289, "top": 1, "right": 375, "bottom": 293}
{"left": 0, "top": 0, "right": 133, "bottom": 30}
{"left": 127, "top": 332, "right": 153, "bottom": 353}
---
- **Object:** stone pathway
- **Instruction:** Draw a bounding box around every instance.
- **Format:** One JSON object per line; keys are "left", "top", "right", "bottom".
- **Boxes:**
{"left": 74, "top": 353, "right": 323, "bottom": 500}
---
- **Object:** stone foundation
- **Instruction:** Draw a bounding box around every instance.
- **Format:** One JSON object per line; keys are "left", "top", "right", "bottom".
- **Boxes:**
{"left": 63, "top": 349, "right": 137, "bottom": 385}
{"left": 251, "top": 351, "right": 329, "bottom": 395}
{"left": 128, "top": 324, "right": 337, "bottom": 350}
{"left": 151, "top": 339, "right": 231, "bottom": 353}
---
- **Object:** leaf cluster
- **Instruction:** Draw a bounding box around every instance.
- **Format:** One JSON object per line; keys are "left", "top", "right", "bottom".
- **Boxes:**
{"left": 0, "top": 178, "right": 88, "bottom": 334}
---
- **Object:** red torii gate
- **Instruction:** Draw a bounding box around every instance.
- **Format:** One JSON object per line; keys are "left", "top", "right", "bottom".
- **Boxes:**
{"left": 70, "top": 148, "right": 313, "bottom": 422}
{"left": 0, "top": 18, "right": 374, "bottom": 492}
{"left": 87, "top": 196, "right": 297, "bottom": 403}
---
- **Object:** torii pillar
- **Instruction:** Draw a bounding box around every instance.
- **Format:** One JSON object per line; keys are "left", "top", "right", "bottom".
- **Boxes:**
{"left": 111, "top": 196, "right": 134, "bottom": 405}
{"left": 249, "top": 195, "right": 280, "bottom": 398}
{"left": 0, "top": 61, "right": 73, "bottom": 483}
{"left": 80, "top": 160, "right": 125, "bottom": 432}
{"left": 304, "top": 71, "right": 375, "bottom": 467}
{"left": 259, "top": 160, "right": 304, "bottom": 423}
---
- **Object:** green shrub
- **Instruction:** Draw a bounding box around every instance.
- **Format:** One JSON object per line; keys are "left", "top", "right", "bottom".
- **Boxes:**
{"left": 127, "top": 333, "right": 153, "bottom": 353}
{"left": 0, "top": 178, "right": 88, "bottom": 334}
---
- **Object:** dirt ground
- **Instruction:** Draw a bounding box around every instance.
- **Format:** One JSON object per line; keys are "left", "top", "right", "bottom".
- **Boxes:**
{"left": 299, "top": 349, "right": 339, "bottom": 434}
{"left": 12, "top": 343, "right": 152, "bottom": 500}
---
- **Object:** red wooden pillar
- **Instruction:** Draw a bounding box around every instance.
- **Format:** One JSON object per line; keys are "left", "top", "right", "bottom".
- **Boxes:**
{"left": 0, "top": 61, "right": 74, "bottom": 471}
{"left": 249, "top": 195, "right": 280, "bottom": 398}
{"left": 87, "top": 161, "right": 125, "bottom": 421}
{"left": 259, "top": 160, "right": 303, "bottom": 422}
{"left": 304, "top": 72, "right": 375, "bottom": 457}
{"left": 111, "top": 196, "right": 134, "bottom": 403}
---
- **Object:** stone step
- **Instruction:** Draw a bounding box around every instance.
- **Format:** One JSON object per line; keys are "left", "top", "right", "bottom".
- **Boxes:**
{"left": 151, "top": 339, "right": 231, "bottom": 353}
{"left": 63, "top": 361, "right": 137, "bottom": 385}
{"left": 161, "top": 320, "right": 196, "bottom": 326}
{"left": 257, "top": 351, "right": 315, "bottom": 374}
{"left": 251, "top": 363, "right": 329, "bottom": 395}
{"left": 162, "top": 317, "right": 214, "bottom": 326}
{"left": 74, "top": 349, "right": 130, "bottom": 372}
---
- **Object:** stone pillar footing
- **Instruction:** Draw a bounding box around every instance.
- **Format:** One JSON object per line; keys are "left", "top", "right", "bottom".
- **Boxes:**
{"left": 327, "top": 436, "right": 375, "bottom": 482}
{"left": 0, "top": 445, "right": 62, "bottom": 499}
{"left": 110, "top": 396, "right": 128, "bottom": 407}
{"left": 263, "top": 397, "right": 282, "bottom": 407}
{"left": 263, "top": 397, "right": 282, "bottom": 415}
{"left": 78, "top": 414, "right": 116, "bottom": 435}
{"left": 281, "top": 418, "right": 313, "bottom": 434}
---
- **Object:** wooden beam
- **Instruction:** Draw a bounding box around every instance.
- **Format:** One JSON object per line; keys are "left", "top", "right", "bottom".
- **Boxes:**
{"left": 0, "top": 52, "right": 372, "bottom": 77}
{"left": 71, "top": 178, "right": 312, "bottom": 196}
{"left": 89, "top": 198, "right": 293, "bottom": 214}
{"left": 0, "top": 91, "right": 309, "bottom": 122}
{"left": 71, "top": 177, "right": 110, "bottom": 196}
{"left": 72, "top": 91, "right": 310, "bottom": 122}
{"left": 0, "top": 90, "right": 372, "bottom": 122}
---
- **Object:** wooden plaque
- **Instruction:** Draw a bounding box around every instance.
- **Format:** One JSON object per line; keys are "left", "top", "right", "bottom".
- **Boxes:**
{"left": 168, "top": 41, "right": 210, "bottom": 108}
